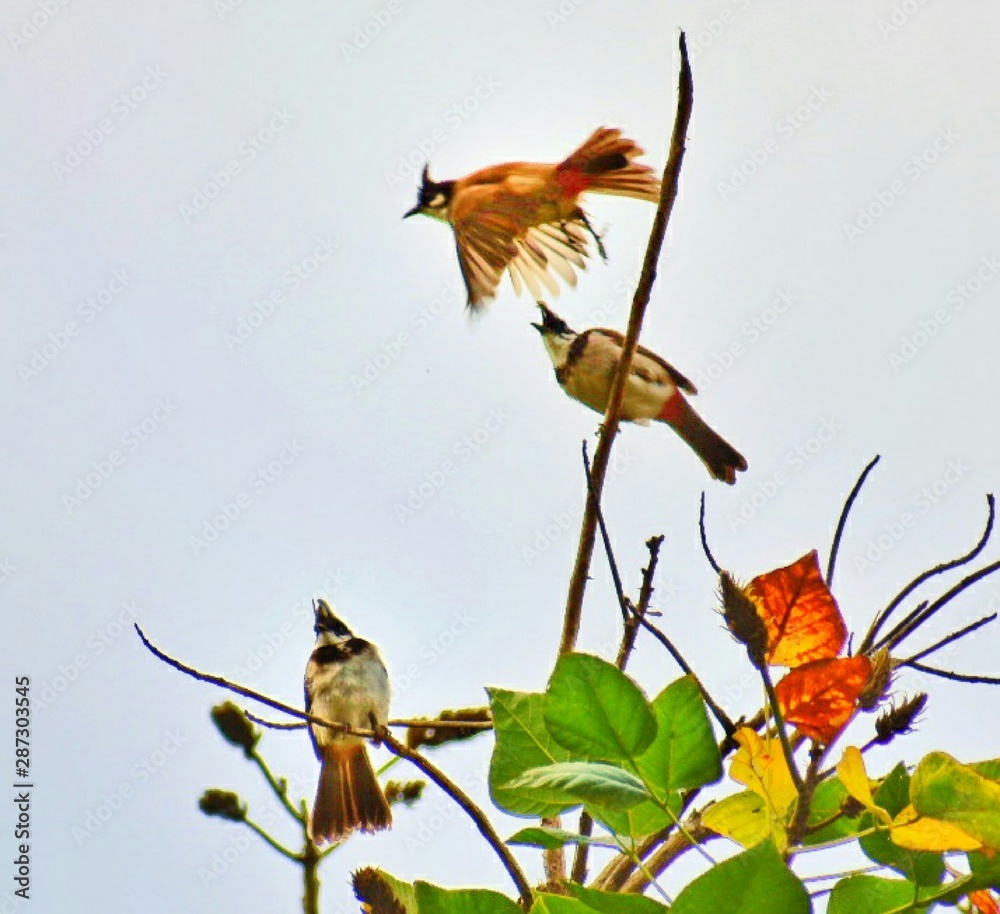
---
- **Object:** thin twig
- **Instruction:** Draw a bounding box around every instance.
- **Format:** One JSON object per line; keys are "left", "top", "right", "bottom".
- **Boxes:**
{"left": 624, "top": 604, "right": 735, "bottom": 737}
{"left": 583, "top": 440, "right": 630, "bottom": 621}
{"left": 616, "top": 536, "right": 665, "bottom": 669}
{"left": 826, "top": 457, "right": 881, "bottom": 590}
{"left": 245, "top": 711, "right": 493, "bottom": 733}
{"left": 761, "top": 667, "right": 803, "bottom": 791}
{"left": 861, "top": 493, "right": 995, "bottom": 653}
{"left": 378, "top": 729, "right": 534, "bottom": 908}
{"left": 826, "top": 456, "right": 881, "bottom": 588}
{"left": 786, "top": 743, "right": 827, "bottom": 853}
{"left": 699, "top": 492, "right": 722, "bottom": 575}
{"left": 897, "top": 613, "right": 997, "bottom": 667}
{"left": 135, "top": 625, "right": 534, "bottom": 908}
{"left": 619, "top": 819, "right": 714, "bottom": 894}
{"left": 242, "top": 816, "right": 301, "bottom": 862}
{"left": 559, "top": 30, "right": 693, "bottom": 656}
{"left": 905, "top": 662, "right": 1000, "bottom": 685}
{"left": 875, "top": 557, "right": 1000, "bottom": 653}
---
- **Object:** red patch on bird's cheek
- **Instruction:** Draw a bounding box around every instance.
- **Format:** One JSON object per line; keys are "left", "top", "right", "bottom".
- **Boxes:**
{"left": 555, "top": 167, "right": 589, "bottom": 199}
{"left": 657, "top": 392, "right": 684, "bottom": 424}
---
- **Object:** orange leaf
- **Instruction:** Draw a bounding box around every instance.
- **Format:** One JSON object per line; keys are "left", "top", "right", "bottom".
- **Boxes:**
{"left": 774, "top": 655, "right": 872, "bottom": 743}
{"left": 747, "top": 551, "right": 846, "bottom": 666}
{"left": 970, "top": 890, "right": 1000, "bottom": 914}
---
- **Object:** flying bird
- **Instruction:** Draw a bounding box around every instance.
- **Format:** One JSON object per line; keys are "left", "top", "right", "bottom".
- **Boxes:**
{"left": 532, "top": 303, "right": 747, "bottom": 484}
{"left": 304, "top": 600, "right": 392, "bottom": 844}
{"left": 404, "top": 127, "right": 660, "bottom": 310}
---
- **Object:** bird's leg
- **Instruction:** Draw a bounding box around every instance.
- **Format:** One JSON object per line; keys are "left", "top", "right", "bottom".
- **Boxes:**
{"left": 578, "top": 212, "right": 608, "bottom": 261}
{"left": 368, "top": 711, "right": 385, "bottom": 746}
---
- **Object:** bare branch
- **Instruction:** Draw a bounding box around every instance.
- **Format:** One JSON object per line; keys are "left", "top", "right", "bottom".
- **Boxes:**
{"left": 861, "top": 493, "right": 995, "bottom": 653}
{"left": 905, "top": 662, "right": 1000, "bottom": 685}
{"left": 559, "top": 30, "right": 694, "bottom": 656}
{"left": 874, "top": 556, "right": 1000, "bottom": 653}
{"left": 699, "top": 492, "right": 722, "bottom": 575}
{"left": 826, "top": 455, "right": 881, "bottom": 588}
{"left": 897, "top": 613, "right": 997, "bottom": 667}
{"left": 378, "top": 728, "right": 534, "bottom": 908}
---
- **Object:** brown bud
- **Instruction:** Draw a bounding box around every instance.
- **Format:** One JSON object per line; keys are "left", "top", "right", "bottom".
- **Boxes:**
{"left": 211, "top": 702, "right": 260, "bottom": 755}
{"left": 874, "top": 693, "right": 928, "bottom": 745}
{"left": 199, "top": 789, "right": 246, "bottom": 821}
{"left": 719, "top": 572, "right": 769, "bottom": 670}
{"left": 405, "top": 706, "right": 491, "bottom": 751}
{"left": 384, "top": 779, "right": 425, "bottom": 807}
{"left": 857, "top": 648, "right": 893, "bottom": 712}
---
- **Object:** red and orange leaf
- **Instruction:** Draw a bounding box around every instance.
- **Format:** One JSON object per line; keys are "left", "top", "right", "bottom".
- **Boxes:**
{"left": 774, "top": 655, "right": 872, "bottom": 744}
{"left": 970, "top": 889, "right": 1000, "bottom": 914}
{"left": 747, "top": 550, "right": 847, "bottom": 667}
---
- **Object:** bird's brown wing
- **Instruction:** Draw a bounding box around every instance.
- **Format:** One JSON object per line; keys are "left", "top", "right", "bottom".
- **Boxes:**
{"left": 451, "top": 184, "right": 592, "bottom": 310}
{"left": 593, "top": 328, "right": 698, "bottom": 394}
{"left": 451, "top": 185, "right": 523, "bottom": 310}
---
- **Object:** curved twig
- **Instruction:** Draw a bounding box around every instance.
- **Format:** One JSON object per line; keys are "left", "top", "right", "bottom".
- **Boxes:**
{"left": 826, "top": 455, "right": 881, "bottom": 588}
{"left": 897, "top": 613, "right": 997, "bottom": 668}
{"left": 874, "top": 556, "right": 1000, "bottom": 653}
{"left": 905, "top": 662, "right": 1000, "bottom": 685}
{"left": 378, "top": 729, "right": 534, "bottom": 908}
{"left": 134, "top": 624, "right": 533, "bottom": 907}
{"left": 861, "top": 493, "right": 995, "bottom": 653}
{"left": 244, "top": 710, "right": 493, "bottom": 733}
{"left": 699, "top": 492, "right": 722, "bottom": 575}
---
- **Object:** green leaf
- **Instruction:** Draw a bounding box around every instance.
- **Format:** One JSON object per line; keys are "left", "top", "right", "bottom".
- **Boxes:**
{"left": 827, "top": 875, "right": 921, "bottom": 914}
{"left": 859, "top": 763, "right": 944, "bottom": 886}
{"left": 416, "top": 882, "right": 522, "bottom": 914}
{"left": 566, "top": 883, "right": 668, "bottom": 913}
{"left": 507, "top": 826, "right": 616, "bottom": 851}
{"left": 594, "top": 677, "right": 720, "bottom": 840}
{"left": 587, "top": 796, "right": 676, "bottom": 842}
{"left": 801, "top": 776, "right": 860, "bottom": 846}
{"left": 508, "top": 762, "right": 649, "bottom": 812}
{"left": 636, "top": 676, "right": 721, "bottom": 793}
{"left": 912, "top": 751, "right": 1000, "bottom": 846}
{"left": 488, "top": 688, "right": 575, "bottom": 817}
{"left": 971, "top": 758, "right": 1000, "bottom": 782}
{"left": 544, "top": 654, "right": 657, "bottom": 761}
{"left": 670, "top": 840, "right": 810, "bottom": 914}
{"left": 530, "top": 887, "right": 668, "bottom": 914}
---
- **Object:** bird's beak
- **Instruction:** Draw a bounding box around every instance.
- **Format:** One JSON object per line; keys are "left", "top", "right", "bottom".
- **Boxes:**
{"left": 531, "top": 321, "right": 545, "bottom": 333}
{"left": 402, "top": 204, "right": 421, "bottom": 219}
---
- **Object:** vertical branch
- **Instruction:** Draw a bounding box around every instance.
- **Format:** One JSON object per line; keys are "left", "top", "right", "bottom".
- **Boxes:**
{"left": 547, "top": 32, "right": 693, "bottom": 889}
{"left": 558, "top": 31, "right": 694, "bottom": 656}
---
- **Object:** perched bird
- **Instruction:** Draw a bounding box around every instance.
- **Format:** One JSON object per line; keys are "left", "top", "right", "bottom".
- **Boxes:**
{"left": 532, "top": 303, "right": 747, "bottom": 484}
{"left": 404, "top": 127, "right": 660, "bottom": 310}
{"left": 304, "top": 599, "right": 391, "bottom": 844}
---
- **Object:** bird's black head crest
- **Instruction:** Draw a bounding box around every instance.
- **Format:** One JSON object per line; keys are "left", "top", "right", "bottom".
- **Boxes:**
{"left": 313, "top": 599, "right": 353, "bottom": 638}
{"left": 404, "top": 164, "right": 455, "bottom": 218}
{"left": 531, "top": 301, "right": 573, "bottom": 336}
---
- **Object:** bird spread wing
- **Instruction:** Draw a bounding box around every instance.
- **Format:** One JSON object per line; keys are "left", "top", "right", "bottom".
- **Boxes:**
{"left": 591, "top": 328, "right": 698, "bottom": 394}
{"left": 451, "top": 185, "right": 592, "bottom": 309}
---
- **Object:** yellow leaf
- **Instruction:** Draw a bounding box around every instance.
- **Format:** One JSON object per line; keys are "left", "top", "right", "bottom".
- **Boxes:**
{"left": 730, "top": 728, "right": 797, "bottom": 818}
{"left": 702, "top": 790, "right": 778, "bottom": 850}
{"left": 837, "top": 746, "right": 892, "bottom": 825}
{"left": 890, "top": 804, "right": 983, "bottom": 852}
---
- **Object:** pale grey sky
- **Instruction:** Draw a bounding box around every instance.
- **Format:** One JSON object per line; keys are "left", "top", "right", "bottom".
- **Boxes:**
{"left": 4, "top": 2, "right": 1000, "bottom": 911}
